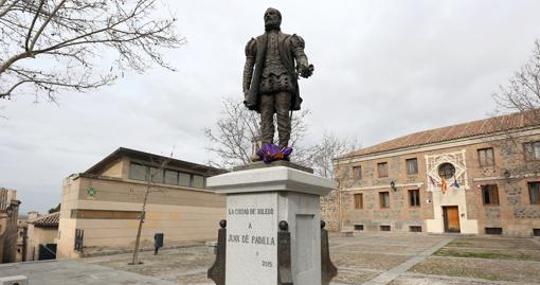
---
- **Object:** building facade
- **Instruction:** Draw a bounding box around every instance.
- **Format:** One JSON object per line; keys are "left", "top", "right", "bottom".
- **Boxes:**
{"left": 57, "top": 147, "right": 226, "bottom": 259}
{"left": 15, "top": 215, "right": 28, "bottom": 262}
{"left": 0, "top": 188, "right": 20, "bottom": 263}
{"left": 26, "top": 212, "right": 59, "bottom": 261}
{"left": 334, "top": 112, "right": 540, "bottom": 236}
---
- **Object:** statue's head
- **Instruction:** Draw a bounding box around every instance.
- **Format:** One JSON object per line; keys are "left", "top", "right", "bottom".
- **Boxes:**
{"left": 264, "top": 8, "right": 281, "bottom": 31}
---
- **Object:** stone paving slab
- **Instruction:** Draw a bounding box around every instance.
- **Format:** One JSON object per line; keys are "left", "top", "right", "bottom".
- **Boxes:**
{"left": 361, "top": 236, "right": 455, "bottom": 285}
{"left": 0, "top": 260, "right": 177, "bottom": 285}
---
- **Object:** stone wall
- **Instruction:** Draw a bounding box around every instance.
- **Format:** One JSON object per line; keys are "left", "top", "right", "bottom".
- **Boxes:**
{"left": 335, "top": 130, "right": 540, "bottom": 236}
{"left": 320, "top": 189, "right": 339, "bottom": 231}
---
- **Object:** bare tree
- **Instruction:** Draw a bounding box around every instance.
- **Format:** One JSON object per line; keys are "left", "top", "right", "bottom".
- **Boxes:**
{"left": 130, "top": 153, "right": 170, "bottom": 265}
{"left": 0, "top": 0, "right": 184, "bottom": 102}
{"left": 204, "top": 97, "right": 310, "bottom": 169}
{"left": 490, "top": 39, "right": 540, "bottom": 176}
{"left": 308, "top": 132, "right": 358, "bottom": 179}
{"left": 494, "top": 39, "right": 540, "bottom": 121}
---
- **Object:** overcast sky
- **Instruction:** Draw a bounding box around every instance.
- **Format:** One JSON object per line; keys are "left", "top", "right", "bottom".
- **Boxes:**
{"left": 2, "top": 0, "right": 540, "bottom": 213}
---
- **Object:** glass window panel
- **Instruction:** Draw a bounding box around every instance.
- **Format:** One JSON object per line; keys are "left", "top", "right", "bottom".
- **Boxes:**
{"left": 409, "top": 189, "right": 420, "bottom": 207}
{"left": 482, "top": 185, "right": 499, "bottom": 205}
{"left": 529, "top": 182, "right": 540, "bottom": 204}
{"left": 129, "top": 163, "right": 147, "bottom": 181}
{"left": 178, "top": 172, "right": 191, "bottom": 186}
{"left": 534, "top": 142, "right": 540, "bottom": 159}
{"left": 192, "top": 175, "right": 205, "bottom": 188}
{"left": 478, "top": 148, "right": 494, "bottom": 166}
{"left": 149, "top": 167, "right": 163, "bottom": 183}
{"left": 406, "top": 158, "right": 418, "bottom": 175}
{"left": 379, "top": 192, "right": 390, "bottom": 208}
{"left": 164, "top": 170, "right": 178, "bottom": 185}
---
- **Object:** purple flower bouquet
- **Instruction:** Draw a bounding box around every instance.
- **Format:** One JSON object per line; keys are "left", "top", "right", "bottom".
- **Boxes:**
{"left": 256, "top": 143, "right": 293, "bottom": 164}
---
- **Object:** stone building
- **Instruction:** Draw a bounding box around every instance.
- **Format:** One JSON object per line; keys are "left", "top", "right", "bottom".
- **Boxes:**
{"left": 24, "top": 212, "right": 60, "bottom": 261}
{"left": 0, "top": 188, "right": 20, "bottom": 263}
{"left": 334, "top": 111, "right": 540, "bottom": 236}
{"left": 57, "top": 147, "right": 226, "bottom": 259}
{"left": 15, "top": 215, "right": 28, "bottom": 262}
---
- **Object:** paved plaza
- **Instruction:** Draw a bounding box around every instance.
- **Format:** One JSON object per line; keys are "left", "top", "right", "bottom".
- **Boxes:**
{"left": 1, "top": 233, "right": 539, "bottom": 285}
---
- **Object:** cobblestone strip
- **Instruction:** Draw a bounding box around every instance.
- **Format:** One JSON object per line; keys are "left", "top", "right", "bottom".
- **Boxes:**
{"left": 361, "top": 236, "right": 455, "bottom": 285}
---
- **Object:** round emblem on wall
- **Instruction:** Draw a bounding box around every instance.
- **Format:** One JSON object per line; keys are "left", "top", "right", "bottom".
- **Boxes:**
{"left": 438, "top": 163, "right": 455, "bottom": 179}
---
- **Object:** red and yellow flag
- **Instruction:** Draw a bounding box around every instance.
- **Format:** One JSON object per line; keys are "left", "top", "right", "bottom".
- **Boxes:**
{"left": 441, "top": 178, "right": 448, "bottom": 194}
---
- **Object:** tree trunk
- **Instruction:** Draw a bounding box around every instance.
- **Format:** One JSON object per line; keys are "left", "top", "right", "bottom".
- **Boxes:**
{"left": 130, "top": 184, "right": 150, "bottom": 265}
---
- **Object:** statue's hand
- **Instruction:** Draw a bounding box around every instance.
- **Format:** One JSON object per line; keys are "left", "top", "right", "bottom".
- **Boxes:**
{"left": 299, "top": 64, "right": 314, "bottom": 78}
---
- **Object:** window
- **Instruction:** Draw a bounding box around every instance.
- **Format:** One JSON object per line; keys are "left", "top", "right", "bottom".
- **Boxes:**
{"left": 129, "top": 163, "right": 147, "bottom": 181}
{"left": 438, "top": 163, "right": 455, "bottom": 179}
{"left": 352, "top": 165, "right": 362, "bottom": 179}
{"left": 406, "top": 158, "right": 418, "bottom": 175}
{"left": 377, "top": 162, "right": 388, "bottom": 178}
{"left": 149, "top": 167, "right": 163, "bottom": 183}
{"left": 409, "top": 226, "right": 422, "bottom": 232}
{"left": 178, "top": 172, "right": 191, "bottom": 186}
{"left": 354, "top": 224, "right": 364, "bottom": 231}
{"left": 164, "top": 170, "right": 179, "bottom": 185}
{"left": 478, "top": 148, "right": 495, "bottom": 167}
{"left": 354, "top": 193, "right": 363, "bottom": 209}
{"left": 380, "top": 225, "right": 391, "bottom": 231}
{"left": 481, "top": 185, "right": 499, "bottom": 206}
{"left": 191, "top": 175, "right": 205, "bottom": 188}
{"left": 523, "top": 141, "right": 540, "bottom": 160}
{"left": 409, "top": 189, "right": 420, "bottom": 207}
{"left": 534, "top": 229, "right": 540, "bottom": 236}
{"left": 528, "top": 182, "right": 540, "bottom": 205}
{"left": 379, "top": 192, "right": 390, "bottom": 208}
{"left": 485, "top": 227, "right": 503, "bottom": 235}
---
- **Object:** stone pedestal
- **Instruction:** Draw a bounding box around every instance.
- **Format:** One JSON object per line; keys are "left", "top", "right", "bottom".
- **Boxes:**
{"left": 207, "top": 165, "right": 335, "bottom": 285}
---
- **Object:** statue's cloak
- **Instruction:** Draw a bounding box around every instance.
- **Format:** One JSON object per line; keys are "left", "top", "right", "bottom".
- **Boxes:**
{"left": 244, "top": 32, "right": 303, "bottom": 113}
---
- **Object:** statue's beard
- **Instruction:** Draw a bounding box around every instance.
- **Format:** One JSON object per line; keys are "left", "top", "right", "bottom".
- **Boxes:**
{"left": 265, "top": 20, "right": 281, "bottom": 31}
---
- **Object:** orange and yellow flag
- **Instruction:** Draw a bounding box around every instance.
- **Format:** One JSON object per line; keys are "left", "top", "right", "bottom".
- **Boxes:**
{"left": 441, "top": 178, "right": 448, "bottom": 194}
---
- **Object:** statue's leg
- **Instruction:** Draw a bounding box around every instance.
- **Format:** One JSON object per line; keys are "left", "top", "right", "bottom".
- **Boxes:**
{"left": 275, "top": 92, "right": 291, "bottom": 149}
{"left": 260, "top": 94, "right": 275, "bottom": 145}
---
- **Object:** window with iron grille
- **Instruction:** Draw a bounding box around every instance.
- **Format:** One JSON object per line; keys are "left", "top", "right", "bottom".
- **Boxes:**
{"left": 409, "top": 226, "right": 422, "bottom": 232}
{"left": 377, "top": 162, "right": 388, "bottom": 178}
{"left": 485, "top": 227, "right": 503, "bottom": 235}
{"left": 478, "top": 148, "right": 495, "bottom": 167}
{"left": 482, "top": 185, "right": 499, "bottom": 206}
{"left": 528, "top": 182, "right": 540, "bottom": 205}
{"left": 380, "top": 225, "right": 391, "bottom": 231}
{"left": 354, "top": 193, "right": 363, "bottom": 209}
{"left": 354, "top": 224, "right": 364, "bottom": 231}
{"left": 379, "top": 192, "right": 390, "bottom": 208}
{"left": 406, "top": 158, "right": 418, "bottom": 175}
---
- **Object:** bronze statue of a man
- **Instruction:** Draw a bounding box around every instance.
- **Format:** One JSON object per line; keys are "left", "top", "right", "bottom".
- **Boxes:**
{"left": 243, "top": 8, "right": 313, "bottom": 151}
